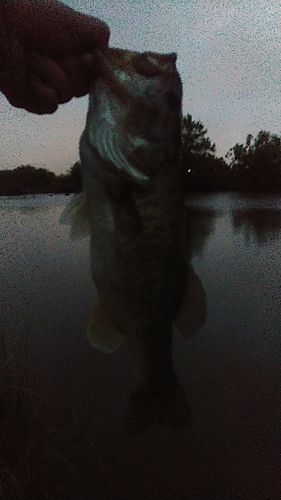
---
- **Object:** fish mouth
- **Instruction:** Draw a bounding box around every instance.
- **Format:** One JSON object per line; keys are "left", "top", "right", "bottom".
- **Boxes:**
{"left": 94, "top": 49, "right": 130, "bottom": 105}
{"left": 132, "top": 51, "right": 177, "bottom": 77}
{"left": 94, "top": 48, "right": 179, "bottom": 105}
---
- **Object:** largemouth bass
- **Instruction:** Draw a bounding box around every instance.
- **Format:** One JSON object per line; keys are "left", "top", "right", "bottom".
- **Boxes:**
{"left": 61, "top": 48, "right": 206, "bottom": 432}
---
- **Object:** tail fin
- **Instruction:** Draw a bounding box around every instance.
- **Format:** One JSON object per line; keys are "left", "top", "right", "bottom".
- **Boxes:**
{"left": 125, "top": 378, "right": 191, "bottom": 435}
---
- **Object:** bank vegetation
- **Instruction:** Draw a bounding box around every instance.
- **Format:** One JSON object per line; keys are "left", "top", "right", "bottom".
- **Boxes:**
{"left": 1, "top": 115, "right": 280, "bottom": 195}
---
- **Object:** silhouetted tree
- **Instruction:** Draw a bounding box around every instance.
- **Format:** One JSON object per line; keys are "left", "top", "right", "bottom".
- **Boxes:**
{"left": 2, "top": 126, "right": 280, "bottom": 195}
{"left": 226, "top": 130, "right": 281, "bottom": 190}
{"left": 68, "top": 162, "right": 82, "bottom": 191}
{"left": 56, "top": 162, "right": 82, "bottom": 193}
{"left": 181, "top": 114, "right": 216, "bottom": 158}
{"left": 0, "top": 165, "right": 56, "bottom": 195}
{"left": 181, "top": 114, "right": 230, "bottom": 190}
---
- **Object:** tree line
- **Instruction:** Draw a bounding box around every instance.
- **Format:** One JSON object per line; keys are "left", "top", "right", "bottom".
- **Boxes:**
{"left": 181, "top": 115, "right": 280, "bottom": 191}
{"left": 0, "top": 162, "right": 82, "bottom": 196}
{"left": 0, "top": 114, "right": 280, "bottom": 195}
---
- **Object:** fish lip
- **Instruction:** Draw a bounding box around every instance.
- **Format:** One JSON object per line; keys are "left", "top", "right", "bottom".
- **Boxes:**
{"left": 132, "top": 51, "right": 177, "bottom": 78}
{"left": 94, "top": 48, "right": 179, "bottom": 104}
{"left": 94, "top": 49, "right": 131, "bottom": 105}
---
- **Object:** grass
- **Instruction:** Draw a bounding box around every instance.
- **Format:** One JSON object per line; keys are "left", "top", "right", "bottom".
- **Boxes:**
{"left": 0, "top": 326, "right": 87, "bottom": 499}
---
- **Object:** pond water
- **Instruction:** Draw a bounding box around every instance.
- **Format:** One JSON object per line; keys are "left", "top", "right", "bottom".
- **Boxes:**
{"left": 1, "top": 192, "right": 280, "bottom": 499}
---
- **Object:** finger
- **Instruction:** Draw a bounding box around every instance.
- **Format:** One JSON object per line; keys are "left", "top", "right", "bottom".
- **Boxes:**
{"left": 0, "top": 67, "right": 59, "bottom": 114}
{"left": 60, "top": 53, "right": 97, "bottom": 98}
{"left": 58, "top": 8, "right": 110, "bottom": 54}
{"left": 2, "top": 1, "right": 110, "bottom": 58}
{"left": 26, "top": 75, "right": 59, "bottom": 114}
{"left": 71, "top": 17, "right": 110, "bottom": 51}
{"left": 28, "top": 52, "right": 73, "bottom": 104}
{"left": 0, "top": 69, "right": 25, "bottom": 105}
{"left": 79, "top": 52, "right": 98, "bottom": 91}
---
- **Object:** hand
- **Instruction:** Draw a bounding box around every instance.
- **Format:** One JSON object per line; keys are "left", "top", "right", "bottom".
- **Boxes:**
{"left": 0, "top": 0, "right": 110, "bottom": 114}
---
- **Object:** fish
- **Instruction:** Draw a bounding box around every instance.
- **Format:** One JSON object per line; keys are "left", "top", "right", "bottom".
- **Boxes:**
{"left": 61, "top": 48, "right": 206, "bottom": 433}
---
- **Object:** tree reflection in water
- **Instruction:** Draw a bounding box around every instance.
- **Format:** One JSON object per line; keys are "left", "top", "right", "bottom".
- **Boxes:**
{"left": 232, "top": 208, "right": 281, "bottom": 244}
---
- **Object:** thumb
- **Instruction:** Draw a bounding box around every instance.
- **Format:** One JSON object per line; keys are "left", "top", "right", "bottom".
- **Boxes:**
{"left": 57, "top": 4, "right": 110, "bottom": 54}
{"left": 69, "top": 11, "right": 110, "bottom": 50}
{"left": 1, "top": 0, "right": 110, "bottom": 57}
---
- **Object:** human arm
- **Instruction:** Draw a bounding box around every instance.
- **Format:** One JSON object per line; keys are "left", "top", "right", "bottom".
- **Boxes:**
{"left": 0, "top": 0, "right": 109, "bottom": 113}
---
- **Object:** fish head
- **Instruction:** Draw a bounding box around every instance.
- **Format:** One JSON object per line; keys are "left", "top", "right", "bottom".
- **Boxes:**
{"left": 82, "top": 48, "right": 182, "bottom": 184}
{"left": 101, "top": 48, "right": 182, "bottom": 141}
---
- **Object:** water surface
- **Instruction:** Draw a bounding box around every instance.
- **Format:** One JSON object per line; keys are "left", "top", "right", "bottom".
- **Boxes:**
{"left": 1, "top": 192, "right": 280, "bottom": 499}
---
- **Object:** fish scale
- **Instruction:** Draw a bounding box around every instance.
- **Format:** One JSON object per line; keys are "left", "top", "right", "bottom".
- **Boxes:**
{"left": 62, "top": 47, "right": 206, "bottom": 432}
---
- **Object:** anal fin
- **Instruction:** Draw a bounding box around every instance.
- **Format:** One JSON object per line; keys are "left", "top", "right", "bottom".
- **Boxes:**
{"left": 87, "top": 300, "right": 123, "bottom": 353}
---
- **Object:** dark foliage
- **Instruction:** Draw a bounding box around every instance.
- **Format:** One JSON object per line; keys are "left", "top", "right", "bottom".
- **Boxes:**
{"left": 181, "top": 114, "right": 231, "bottom": 191}
{"left": 1, "top": 120, "right": 280, "bottom": 195}
{"left": 0, "top": 162, "right": 82, "bottom": 196}
{"left": 225, "top": 131, "right": 281, "bottom": 190}
{"left": 181, "top": 116, "right": 281, "bottom": 191}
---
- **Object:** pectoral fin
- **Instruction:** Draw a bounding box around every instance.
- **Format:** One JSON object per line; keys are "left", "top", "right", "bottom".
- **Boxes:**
{"left": 60, "top": 192, "right": 91, "bottom": 240}
{"left": 174, "top": 264, "right": 207, "bottom": 338}
{"left": 87, "top": 300, "right": 123, "bottom": 353}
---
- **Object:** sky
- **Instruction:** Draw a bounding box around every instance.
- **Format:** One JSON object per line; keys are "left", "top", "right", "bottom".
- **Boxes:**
{"left": 0, "top": 0, "right": 280, "bottom": 174}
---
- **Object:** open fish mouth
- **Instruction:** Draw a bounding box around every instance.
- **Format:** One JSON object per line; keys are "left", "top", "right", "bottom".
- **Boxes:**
{"left": 94, "top": 48, "right": 179, "bottom": 105}
{"left": 132, "top": 51, "right": 178, "bottom": 77}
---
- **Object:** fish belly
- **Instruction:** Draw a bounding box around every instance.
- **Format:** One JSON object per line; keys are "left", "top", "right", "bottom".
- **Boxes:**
{"left": 82, "top": 162, "right": 191, "bottom": 431}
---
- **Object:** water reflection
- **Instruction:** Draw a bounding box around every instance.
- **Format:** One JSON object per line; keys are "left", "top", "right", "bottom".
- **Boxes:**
{"left": 1, "top": 193, "right": 280, "bottom": 499}
{"left": 232, "top": 208, "right": 281, "bottom": 244}
{"left": 58, "top": 194, "right": 210, "bottom": 434}
{"left": 0, "top": 193, "right": 65, "bottom": 214}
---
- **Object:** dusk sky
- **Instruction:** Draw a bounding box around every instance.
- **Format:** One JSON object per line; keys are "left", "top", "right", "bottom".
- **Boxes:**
{"left": 0, "top": 0, "right": 280, "bottom": 174}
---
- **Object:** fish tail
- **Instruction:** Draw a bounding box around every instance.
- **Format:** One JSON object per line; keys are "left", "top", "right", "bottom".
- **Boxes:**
{"left": 125, "top": 377, "right": 192, "bottom": 434}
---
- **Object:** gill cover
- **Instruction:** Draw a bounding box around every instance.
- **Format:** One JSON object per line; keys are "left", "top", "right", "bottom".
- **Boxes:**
{"left": 91, "top": 118, "right": 150, "bottom": 185}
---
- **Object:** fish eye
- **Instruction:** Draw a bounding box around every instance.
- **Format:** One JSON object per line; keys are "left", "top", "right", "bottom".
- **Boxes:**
{"left": 165, "top": 90, "right": 181, "bottom": 110}
{"left": 133, "top": 54, "right": 162, "bottom": 78}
